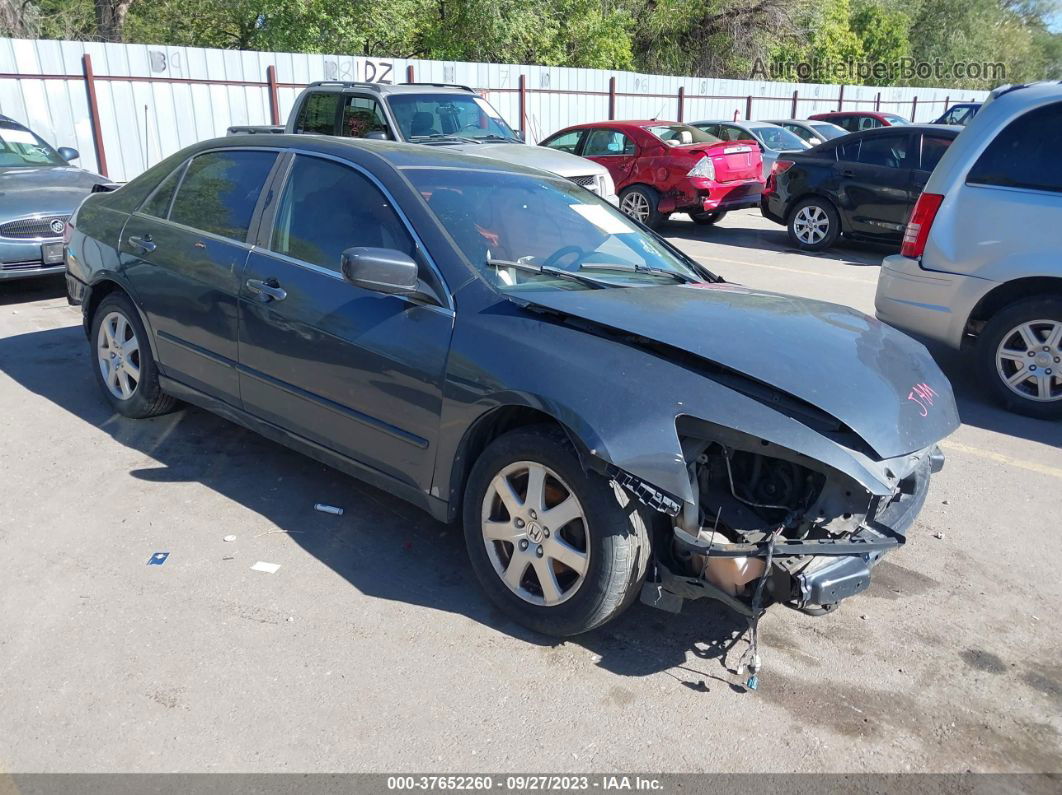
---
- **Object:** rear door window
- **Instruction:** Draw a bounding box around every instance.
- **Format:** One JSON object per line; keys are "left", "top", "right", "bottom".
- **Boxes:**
{"left": 169, "top": 150, "right": 277, "bottom": 241}
{"left": 340, "top": 96, "right": 390, "bottom": 138}
{"left": 269, "top": 155, "right": 414, "bottom": 272}
{"left": 966, "top": 102, "right": 1062, "bottom": 193}
{"left": 140, "top": 164, "right": 185, "bottom": 218}
{"left": 294, "top": 92, "right": 339, "bottom": 135}
{"left": 582, "top": 129, "right": 636, "bottom": 156}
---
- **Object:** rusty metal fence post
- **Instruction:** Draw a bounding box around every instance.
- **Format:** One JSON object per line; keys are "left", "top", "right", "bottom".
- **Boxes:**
{"left": 791, "top": 90, "right": 798, "bottom": 118}
{"left": 266, "top": 65, "right": 280, "bottom": 125}
{"left": 518, "top": 74, "right": 527, "bottom": 134}
{"left": 406, "top": 64, "right": 415, "bottom": 83}
{"left": 81, "top": 54, "right": 108, "bottom": 178}
{"left": 677, "top": 86, "right": 685, "bottom": 122}
{"left": 911, "top": 96, "right": 918, "bottom": 121}
{"left": 745, "top": 95, "right": 752, "bottom": 120}
{"left": 837, "top": 84, "right": 845, "bottom": 111}
{"left": 608, "top": 76, "right": 616, "bottom": 120}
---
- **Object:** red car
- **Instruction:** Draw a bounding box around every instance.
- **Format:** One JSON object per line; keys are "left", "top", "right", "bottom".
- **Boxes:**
{"left": 540, "top": 120, "right": 764, "bottom": 228}
{"left": 807, "top": 111, "right": 910, "bottom": 133}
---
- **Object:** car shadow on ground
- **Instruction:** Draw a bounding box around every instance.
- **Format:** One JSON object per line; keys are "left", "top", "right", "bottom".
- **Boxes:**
{"left": 663, "top": 215, "right": 889, "bottom": 269}
{"left": 0, "top": 274, "right": 67, "bottom": 306}
{"left": 1, "top": 323, "right": 752, "bottom": 692}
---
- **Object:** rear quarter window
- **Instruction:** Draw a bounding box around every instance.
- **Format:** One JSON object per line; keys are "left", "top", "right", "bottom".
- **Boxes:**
{"left": 169, "top": 150, "right": 277, "bottom": 241}
{"left": 966, "top": 102, "right": 1062, "bottom": 193}
{"left": 295, "top": 92, "right": 339, "bottom": 135}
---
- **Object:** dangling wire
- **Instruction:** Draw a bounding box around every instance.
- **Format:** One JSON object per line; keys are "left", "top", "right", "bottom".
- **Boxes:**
{"left": 737, "top": 512, "right": 795, "bottom": 690}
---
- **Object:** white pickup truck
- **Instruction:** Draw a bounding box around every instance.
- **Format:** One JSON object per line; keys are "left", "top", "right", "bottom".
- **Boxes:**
{"left": 228, "top": 81, "right": 618, "bottom": 204}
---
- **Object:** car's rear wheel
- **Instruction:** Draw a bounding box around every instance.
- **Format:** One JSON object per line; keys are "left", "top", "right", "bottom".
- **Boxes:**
{"left": 787, "top": 197, "right": 840, "bottom": 251}
{"left": 690, "top": 209, "right": 727, "bottom": 226}
{"left": 619, "top": 185, "right": 665, "bottom": 229}
{"left": 976, "top": 297, "right": 1062, "bottom": 420}
{"left": 463, "top": 426, "right": 649, "bottom": 636}
{"left": 91, "top": 293, "right": 177, "bottom": 418}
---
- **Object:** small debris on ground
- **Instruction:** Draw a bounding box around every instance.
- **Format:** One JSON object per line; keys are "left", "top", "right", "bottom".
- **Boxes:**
{"left": 942, "top": 499, "right": 950, "bottom": 505}
{"left": 148, "top": 552, "right": 169, "bottom": 566}
{"left": 314, "top": 503, "right": 344, "bottom": 515}
{"left": 934, "top": 531, "right": 945, "bottom": 540}
{"left": 250, "top": 561, "right": 281, "bottom": 574}
{"left": 223, "top": 534, "right": 237, "bottom": 543}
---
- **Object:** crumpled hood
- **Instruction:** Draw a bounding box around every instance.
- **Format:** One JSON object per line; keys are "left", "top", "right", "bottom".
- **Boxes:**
{"left": 442, "top": 142, "right": 608, "bottom": 179}
{"left": 0, "top": 166, "right": 104, "bottom": 218}
{"left": 519, "top": 282, "right": 959, "bottom": 459}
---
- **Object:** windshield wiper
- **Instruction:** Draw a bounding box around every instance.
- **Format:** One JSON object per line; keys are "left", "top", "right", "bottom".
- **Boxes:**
{"left": 486, "top": 258, "right": 610, "bottom": 289}
{"left": 478, "top": 134, "right": 520, "bottom": 143}
{"left": 580, "top": 262, "right": 696, "bottom": 284}
{"left": 409, "top": 134, "right": 483, "bottom": 144}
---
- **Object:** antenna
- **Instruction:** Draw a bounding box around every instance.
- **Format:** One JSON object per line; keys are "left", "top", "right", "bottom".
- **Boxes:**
{"left": 650, "top": 101, "right": 666, "bottom": 121}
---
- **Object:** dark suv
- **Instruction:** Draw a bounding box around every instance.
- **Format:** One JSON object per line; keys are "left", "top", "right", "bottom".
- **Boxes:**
{"left": 65, "top": 136, "right": 956, "bottom": 636}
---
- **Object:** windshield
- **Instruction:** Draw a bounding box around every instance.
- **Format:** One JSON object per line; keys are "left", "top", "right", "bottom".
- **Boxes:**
{"left": 811, "top": 123, "right": 846, "bottom": 140}
{"left": 644, "top": 124, "right": 721, "bottom": 145}
{"left": 406, "top": 168, "right": 709, "bottom": 291}
{"left": 882, "top": 114, "right": 910, "bottom": 125}
{"left": 0, "top": 123, "right": 66, "bottom": 167}
{"left": 751, "top": 125, "right": 811, "bottom": 151}
{"left": 389, "top": 94, "right": 520, "bottom": 143}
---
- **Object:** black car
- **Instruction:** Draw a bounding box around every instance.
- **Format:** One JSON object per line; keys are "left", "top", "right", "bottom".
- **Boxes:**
{"left": 65, "top": 136, "right": 957, "bottom": 637}
{"left": 760, "top": 125, "right": 959, "bottom": 251}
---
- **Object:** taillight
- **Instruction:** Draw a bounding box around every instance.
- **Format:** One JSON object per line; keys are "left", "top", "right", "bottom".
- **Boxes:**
{"left": 686, "top": 155, "right": 716, "bottom": 180}
{"left": 771, "top": 159, "right": 795, "bottom": 176}
{"left": 901, "top": 192, "right": 944, "bottom": 258}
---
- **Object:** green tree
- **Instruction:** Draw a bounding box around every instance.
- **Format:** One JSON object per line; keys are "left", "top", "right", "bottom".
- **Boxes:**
{"left": 852, "top": 0, "right": 911, "bottom": 85}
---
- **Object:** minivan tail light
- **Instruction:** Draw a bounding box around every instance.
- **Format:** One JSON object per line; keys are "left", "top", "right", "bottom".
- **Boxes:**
{"left": 901, "top": 192, "right": 944, "bottom": 258}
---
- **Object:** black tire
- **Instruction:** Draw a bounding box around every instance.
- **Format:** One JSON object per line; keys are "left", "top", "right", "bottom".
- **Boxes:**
{"left": 618, "top": 185, "right": 665, "bottom": 229}
{"left": 462, "top": 425, "right": 650, "bottom": 636}
{"left": 975, "top": 297, "right": 1062, "bottom": 420}
{"left": 786, "top": 196, "right": 841, "bottom": 251}
{"left": 90, "top": 292, "right": 177, "bottom": 419}
{"left": 690, "top": 209, "right": 727, "bottom": 226}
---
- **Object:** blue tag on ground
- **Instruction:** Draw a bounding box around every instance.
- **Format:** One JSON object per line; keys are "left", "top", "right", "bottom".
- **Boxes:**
{"left": 148, "top": 552, "right": 169, "bottom": 565}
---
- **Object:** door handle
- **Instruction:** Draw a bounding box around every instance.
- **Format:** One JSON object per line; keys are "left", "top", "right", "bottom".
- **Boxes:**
{"left": 246, "top": 278, "right": 287, "bottom": 302}
{"left": 128, "top": 234, "right": 156, "bottom": 254}
{"left": 841, "top": 169, "right": 856, "bottom": 177}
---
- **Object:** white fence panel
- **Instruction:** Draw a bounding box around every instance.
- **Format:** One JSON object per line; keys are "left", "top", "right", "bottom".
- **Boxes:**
{"left": 0, "top": 37, "right": 989, "bottom": 181}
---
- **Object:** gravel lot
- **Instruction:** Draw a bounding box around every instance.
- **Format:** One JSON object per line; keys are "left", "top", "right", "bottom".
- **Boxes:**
{"left": 1, "top": 209, "right": 1059, "bottom": 774}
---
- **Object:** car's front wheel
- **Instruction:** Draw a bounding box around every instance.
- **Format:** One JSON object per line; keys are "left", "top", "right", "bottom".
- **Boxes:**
{"left": 976, "top": 297, "right": 1062, "bottom": 420}
{"left": 91, "top": 292, "right": 177, "bottom": 418}
{"left": 463, "top": 426, "right": 649, "bottom": 636}
{"left": 787, "top": 197, "right": 840, "bottom": 251}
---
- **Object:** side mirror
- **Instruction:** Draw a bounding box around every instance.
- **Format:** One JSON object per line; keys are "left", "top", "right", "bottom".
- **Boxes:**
{"left": 364, "top": 130, "right": 388, "bottom": 140}
{"left": 57, "top": 147, "right": 79, "bottom": 162}
{"left": 516, "top": 130, "right": 526, "bottom": 142}
{"left": 341, "top": 247, "right": 419, "bottom": 295}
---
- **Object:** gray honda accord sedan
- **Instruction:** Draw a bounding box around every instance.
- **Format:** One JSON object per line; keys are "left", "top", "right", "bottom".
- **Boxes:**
{"left": 65, "top": 135, "right": 957, "bottom": 637}
{"left": 0, "top": 115, "right": 104, "bottom": 282}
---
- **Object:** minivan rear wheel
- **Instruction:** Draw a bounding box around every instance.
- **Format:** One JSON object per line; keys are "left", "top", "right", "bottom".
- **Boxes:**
{"left": 976, "top": 297, "right": 1062, "bottom": 420}
{"left": 462, "top": 425, "right": 649, "bottom": 636}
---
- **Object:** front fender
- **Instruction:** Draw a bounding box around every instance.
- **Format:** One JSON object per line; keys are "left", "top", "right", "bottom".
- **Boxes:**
{"left": 435, "top": 296, "right": 897, "bottom": 518}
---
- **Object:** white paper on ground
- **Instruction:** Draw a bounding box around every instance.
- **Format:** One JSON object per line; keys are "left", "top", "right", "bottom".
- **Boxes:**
{"left": 250, "top": 561, "right": 281, "bottom": 574}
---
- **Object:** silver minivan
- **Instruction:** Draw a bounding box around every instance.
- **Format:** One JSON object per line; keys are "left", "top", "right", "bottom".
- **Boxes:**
{"left": 875, "top": 81, "right": 1062, "bottom": 420}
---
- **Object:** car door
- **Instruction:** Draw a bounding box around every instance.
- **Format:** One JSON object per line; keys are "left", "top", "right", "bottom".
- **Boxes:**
{"left": 120, "top": 148, "right": 279, "bottom": 405}
{"left": 236, "top": 153, "right": 453, "bottom": 492}
{"left": 833, "top": 131, "right": 915, "bottom": 239}
{"left": 579, "top": 128, "right": 638, "bottom": 187}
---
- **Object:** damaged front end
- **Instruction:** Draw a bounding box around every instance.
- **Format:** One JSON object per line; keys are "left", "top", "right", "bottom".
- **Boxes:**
{"left": 641, "top": 418, "right": 944, "bottom": 619}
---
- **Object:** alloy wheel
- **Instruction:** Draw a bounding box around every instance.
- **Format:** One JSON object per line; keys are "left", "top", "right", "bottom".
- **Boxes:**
{"left": 995, "top": 319, "right": 1062, "bottom": 403}
{"left": 620, "top": 191, "right": 651, "bottom": 223}
{"left": 792, "top": 205, "right": 829, "bottom": 245}
{"left": 481, "top": 460, "right": 590, "bottom": 607}
{"left": 97, "top": 310, "right": 141, "bottom": 400}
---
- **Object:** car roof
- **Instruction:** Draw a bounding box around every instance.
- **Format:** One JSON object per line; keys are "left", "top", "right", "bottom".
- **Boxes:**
{"left": 190, "top": 133, "right": 551, "bottom": 177}
{"left": 556, "top": 120, "right": 681, "bottom": 131}
{"left": 303, "top": 81, "right": 476, "bottom": 96}
{"left": 825, "top": 124, "right": 960, "bottom": 142}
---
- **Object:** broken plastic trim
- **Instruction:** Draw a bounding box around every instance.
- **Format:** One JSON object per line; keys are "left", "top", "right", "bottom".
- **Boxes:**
{"left": 605, "top": 465, "right": 683, "bottom": 516}
{"left": 673, "top": 532, "right": 902, "bottom": 559}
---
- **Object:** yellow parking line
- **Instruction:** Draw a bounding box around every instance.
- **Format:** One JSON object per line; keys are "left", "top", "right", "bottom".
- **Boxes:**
{"left": 941, "top": 439, "right": 1062, "bottom": 480}
{"left": 699, "top": 254, "right": 878, "bottom": 284}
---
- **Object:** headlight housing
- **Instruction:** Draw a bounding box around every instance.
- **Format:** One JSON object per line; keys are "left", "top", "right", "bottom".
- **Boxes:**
{"left": 598, "top": 171, "right": 616, "bottom": 200}
{"left": 686, "top": 155, "right": 715, "bottom": 180}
